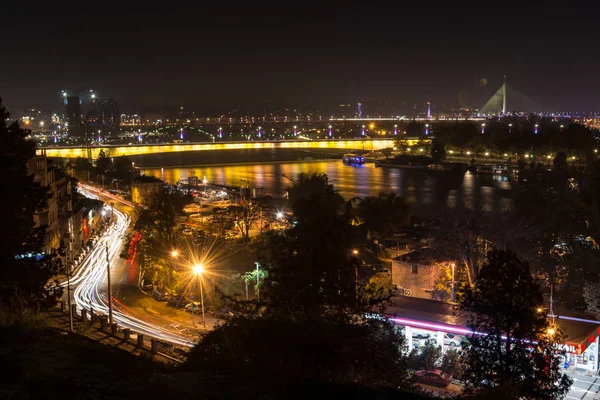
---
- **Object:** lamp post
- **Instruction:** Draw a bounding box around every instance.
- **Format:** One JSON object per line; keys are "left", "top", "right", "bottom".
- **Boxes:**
{"left": 255, "top": 262, "right": 261, "bottom": 301}
{"left": 193, "top": 264, "right": 206, "bottom": 328}
{"left": 451, "top": 263, "right": 456, "bottom": 303}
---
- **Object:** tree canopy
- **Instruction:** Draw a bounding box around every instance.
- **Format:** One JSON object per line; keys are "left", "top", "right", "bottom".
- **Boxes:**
{"left": 0, "top": 99, "right": 63, "bottom": 313}
{"left": 460, "top": 249, "right": 572, "bottom": 399}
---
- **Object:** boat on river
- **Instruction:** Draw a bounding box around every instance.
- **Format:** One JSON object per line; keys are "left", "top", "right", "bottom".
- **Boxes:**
{"left": 342, "top": 153, "right": 365, "bottom": 165}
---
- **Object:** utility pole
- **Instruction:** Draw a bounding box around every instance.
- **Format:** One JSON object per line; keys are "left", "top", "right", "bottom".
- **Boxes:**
{"left": 66, "top": 262, "right": 74, "bottom": 332}
{"left": 255, "top": 262, "right": 260, "bottom": 301}
{"left": 451, "top": 263, "right": 456, "bottom": 303}
{"left": 106, "top": 243, "right": 113, "bottom": 325}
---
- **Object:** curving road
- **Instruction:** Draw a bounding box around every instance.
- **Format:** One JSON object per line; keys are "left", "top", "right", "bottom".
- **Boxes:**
{"left": 64, "top": 185, "right": 197, "bottom": 347}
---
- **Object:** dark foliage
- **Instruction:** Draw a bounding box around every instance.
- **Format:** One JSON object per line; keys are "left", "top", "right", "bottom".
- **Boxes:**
{"left": 460, "top": 249, "right": 572, "bottom": 399}
{"left": 0, "top": 99, "right": 63, "bottom": 312}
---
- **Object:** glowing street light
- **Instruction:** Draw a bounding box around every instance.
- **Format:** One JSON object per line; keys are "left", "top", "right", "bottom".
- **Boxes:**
{"left": 171, "top": 250, "right": 178, "bottom": 258}
{"left": 276, "top": 211, "right": 284, "bottom": 220}
{"left": 352, "top": 249, "right": 359, "bottom": 256}
{"left": 192, "top": 264, "right": 206, "bottom": 327}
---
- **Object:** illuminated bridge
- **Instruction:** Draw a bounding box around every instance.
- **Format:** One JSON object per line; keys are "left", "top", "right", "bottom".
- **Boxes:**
{"left": 37, "top": 138, "right": 424, "bottom": 159}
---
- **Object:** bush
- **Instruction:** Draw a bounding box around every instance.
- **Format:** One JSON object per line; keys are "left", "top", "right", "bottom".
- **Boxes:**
{"left": 184, "top": 316, "right": 409, "bottom": 389}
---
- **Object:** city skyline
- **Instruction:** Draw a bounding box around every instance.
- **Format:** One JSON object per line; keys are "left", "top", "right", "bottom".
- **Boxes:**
{"left": 2, "top": 5, "right": 600, "bottom": 113}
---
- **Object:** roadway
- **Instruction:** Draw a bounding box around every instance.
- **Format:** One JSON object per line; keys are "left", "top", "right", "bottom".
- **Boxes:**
{"left": 65, "top": 184, "right": 205, "bottom": 347}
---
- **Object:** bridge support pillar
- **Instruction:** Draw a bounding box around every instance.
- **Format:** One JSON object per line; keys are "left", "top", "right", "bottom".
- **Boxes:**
{"left": 123, "top": 328, "right": 131, "bottom": 342}
{"left": 71, "top": 304, "right": 78, "bottom": 321}
{"left": 100, "top": 316, "right": 108, "bottom": 330}
{"left": 151, "top": 339, "right": 158, "bottom": 353}
{"left": 137, "top": 334, "right": 144, "bottom": 347}
{"left": 111, "top": 323, "right": 118, "bottom": 336}
{"left": 81, "top": 309, "right": 87, "bottom": 322}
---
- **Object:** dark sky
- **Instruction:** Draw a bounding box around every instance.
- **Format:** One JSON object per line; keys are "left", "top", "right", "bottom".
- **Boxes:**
{"left": 1, "top": 4, "right": 599, "bottom": 114}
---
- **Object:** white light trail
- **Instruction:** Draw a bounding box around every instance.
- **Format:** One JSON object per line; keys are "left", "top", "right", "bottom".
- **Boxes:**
{"left": 65, "top": 185, "right": 197, "bottom": 347}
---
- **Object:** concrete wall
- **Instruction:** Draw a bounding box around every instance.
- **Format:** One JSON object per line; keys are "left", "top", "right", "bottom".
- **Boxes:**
{"left": 392, "top": 260, "right": 444, "bottom": 300}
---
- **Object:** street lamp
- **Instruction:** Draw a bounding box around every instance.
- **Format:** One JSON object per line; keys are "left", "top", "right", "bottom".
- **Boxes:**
{"left": 171, "top": 250, "right": 178, "bottom": 258}
{"left": 193, "top": 264, "right": 206, "bottom": 328}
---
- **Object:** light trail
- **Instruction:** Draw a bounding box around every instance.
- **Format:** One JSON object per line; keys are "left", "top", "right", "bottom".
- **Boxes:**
{"left": 63, "top": 185, "right": 197, "bottom": 347}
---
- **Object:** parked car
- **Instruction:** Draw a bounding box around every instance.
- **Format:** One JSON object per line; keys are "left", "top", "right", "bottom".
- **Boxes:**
{"left": 184, "top": 301, "right": 203, "bottom": 314}
{"left": 141, "top": 279, "right": 153, "bottom": 291}
{"left": 168, "top": 295, "right": 189, "bottom": 308}
{"left": 444, "top": 333, "right": 462, "bottom": 347}
{"left": 414, "top": 369, "right": 453, "bottom": 387}
{"left": 412, "top": 330, "right": 431, "bottom": 339}
{"left": 152, "top": 289, "right": 170, "bottom": 301}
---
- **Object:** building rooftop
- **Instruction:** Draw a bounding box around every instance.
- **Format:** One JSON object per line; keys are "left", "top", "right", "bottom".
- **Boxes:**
{"left": 382, "top": 295, "right": 600, "bottom": 353}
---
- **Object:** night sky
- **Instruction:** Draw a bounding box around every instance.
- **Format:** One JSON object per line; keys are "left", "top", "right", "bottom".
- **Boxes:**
{"left": 1, "top": 4, "right": 599, "bottom": 114}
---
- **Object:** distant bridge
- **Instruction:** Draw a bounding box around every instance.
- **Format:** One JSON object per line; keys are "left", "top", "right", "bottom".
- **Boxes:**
{"left": 38, "top": 138, "right": 424, "bottom": 159}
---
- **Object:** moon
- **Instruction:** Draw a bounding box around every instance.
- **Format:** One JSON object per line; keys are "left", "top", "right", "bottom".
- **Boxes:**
{"left": 480, "top": 78, "right": 488, "bottom": 86}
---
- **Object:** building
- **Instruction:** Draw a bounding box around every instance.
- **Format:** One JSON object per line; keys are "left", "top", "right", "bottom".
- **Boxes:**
{"left": 120, "top": 114, "right": 141, "bottom": 126}
{"left": 27, "top": 155, "right": 80, "bottom": 264}
{"left": 381, "top": 295, "right": 600, "bottom": 374}
{"left": 131, "top": 175, "right": 164, "bottom": 205}
{"left": 64, "top": 96, "right": 82, "bottom": 128}
{"left": 391, "top": 248, "right": 454, "bottom": 301}
{"left": 28, "top": 155, "right": 61, "bottom": 253}
{"left": 86, "top": 98, "right": 120, "bottom": 129}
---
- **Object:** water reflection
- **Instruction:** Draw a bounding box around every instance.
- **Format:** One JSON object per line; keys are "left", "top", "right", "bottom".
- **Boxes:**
{"left": 141, "top": 161, "right": 513, "bottom": 216}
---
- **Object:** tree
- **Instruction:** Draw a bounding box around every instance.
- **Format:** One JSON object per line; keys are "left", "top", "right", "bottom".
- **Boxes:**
{"left": 185, "top": 317, "right": 409, "bottom": 389}
{"left": 186, "top": 172, "right": 411, "bottom": 391}
{"left": 408, "top": 339, "right": 441, "bottom": 371}
{"left": 440, "top": 348, "right": 463, "bottom": 380}
{"left": 73, "top": 157, "right": 92, "bottom": 178}
{"left": 230, "top": 200, "right": 261, "bottom": 239}
{"left": 95, "top": 149, "right": 112, "bottom": 176}
{"left": 460, "top": 249, "right": 572, "bottom": 399}
{"left": 380, "top": 147, "right": 393, "bottom": 159}
{"left": 260, "top": 173, "right": 357, "bottom": 319}
{"left": 0, "top": 99, "right": 63, "bottom": 313}
{"left": 356, "top": 192, "right": 408, "bottom": 244}
{"left": 134, "top": 187, "right": 192, "bottom": 245}
{"left": 362, "top": 272, "right": 394, "bottom": 305}
{"left": 583, "top": 279, "right": 600, "bottom": 316}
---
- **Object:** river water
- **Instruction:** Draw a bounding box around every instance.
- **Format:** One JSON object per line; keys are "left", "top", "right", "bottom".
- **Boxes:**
{"left": 141, "top": 160, "right": 513, "bottom": 216}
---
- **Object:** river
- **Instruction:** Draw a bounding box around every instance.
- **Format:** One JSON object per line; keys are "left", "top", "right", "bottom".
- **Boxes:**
{"left": 141, "top": 160, "right": 513, "bottom": 216}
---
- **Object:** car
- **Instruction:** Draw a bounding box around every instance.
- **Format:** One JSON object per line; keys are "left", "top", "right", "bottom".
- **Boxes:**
{"left": 414, "top": 369, "right": 453, "bottom": 388}
{"left": 141, "top": 279, "right": 153, "bottom": 291}
{"left": 152, "top": 289, "right": 170, "bottom": 301}
{"left": 168, "top": 295, "right": 189, "bottom": 308}
{"left": 184, "top": 301, "right": 203, "bottom": 314}
{"left": 412, "top": 330, "right": 431, "bottom": 339}
{"left": 444, "top": 334, "right": 461, "bottom": 347}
